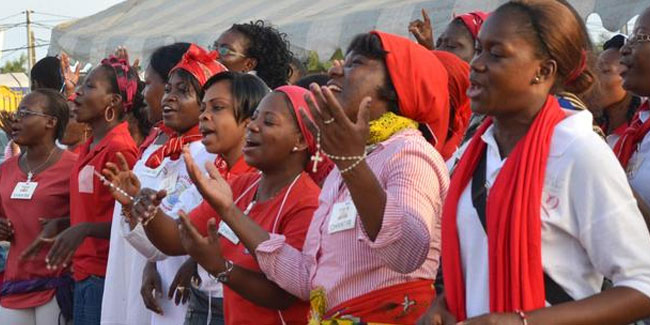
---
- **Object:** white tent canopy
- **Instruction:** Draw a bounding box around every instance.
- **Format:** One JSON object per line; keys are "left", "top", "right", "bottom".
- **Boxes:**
{"left": 48, "top": 0, "right": 649, "bottom": 65}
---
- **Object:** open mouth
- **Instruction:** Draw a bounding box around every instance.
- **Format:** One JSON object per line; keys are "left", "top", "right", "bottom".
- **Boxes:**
{"left": 162, "top": 105, "right": 177, "bottom": 116}
{"left": 326, "top": 81, "right": 343, "bottom": 93}
{"left": 243, "top": 138, "right": 261, "bottom": 150}
{"left": 466, "top": 81, "right": 484, "bottom": 98}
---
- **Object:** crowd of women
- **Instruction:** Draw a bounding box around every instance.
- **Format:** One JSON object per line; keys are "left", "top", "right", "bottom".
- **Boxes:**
{"left": 0, "top": 0, "right": 650, "bottom": 324}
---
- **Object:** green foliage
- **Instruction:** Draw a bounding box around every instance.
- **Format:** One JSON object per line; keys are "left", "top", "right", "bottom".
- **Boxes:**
{"left": 305, "top": 48, "right": 345, "bottom": 73}
{"left": 0, "top": 54, "right": 27, "bottom": 74}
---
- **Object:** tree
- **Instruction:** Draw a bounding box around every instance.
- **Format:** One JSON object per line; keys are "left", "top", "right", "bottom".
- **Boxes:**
{"left": 0, "top": 54, "right": 27, "bottom": 73}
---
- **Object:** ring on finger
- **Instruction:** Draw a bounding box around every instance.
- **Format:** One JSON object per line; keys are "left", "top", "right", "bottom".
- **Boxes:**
{"left": 176, "top": 286, "right": 185, "bottom": 293}
{"left": 323, "top": 118, "right": 335, "bottom": 125}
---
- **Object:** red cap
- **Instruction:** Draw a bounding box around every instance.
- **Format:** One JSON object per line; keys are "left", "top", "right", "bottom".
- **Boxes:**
{"left": 170, "top": 44, "right": 227, "bottom": 86}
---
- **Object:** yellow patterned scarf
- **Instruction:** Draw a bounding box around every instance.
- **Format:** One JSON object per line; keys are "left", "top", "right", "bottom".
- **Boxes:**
{"left": 367, "top": 112, "right": 418, "bottom": 145}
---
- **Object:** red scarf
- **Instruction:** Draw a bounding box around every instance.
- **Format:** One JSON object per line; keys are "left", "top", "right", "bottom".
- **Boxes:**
{"left": 613, "top": 101, "right": 650, "bottom": 169}
{"left": 144, "top": 125, "right": 202, "bottom": 168}
{"left": 441, "top": 96, "right": 564, "bottom": 320}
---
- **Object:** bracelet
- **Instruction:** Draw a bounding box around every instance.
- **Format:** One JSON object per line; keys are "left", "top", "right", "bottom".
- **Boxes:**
{"left": 216, "top": 260, "right": 234, "bottom": 283}
{"left": 141, "top": 207, "right": 159, "bottom": 227}
{"left": 339, "top": 156, "right": 366, "bottom": 175}
{"left": 514, "top": 309, "right": 528, "bottom": 325}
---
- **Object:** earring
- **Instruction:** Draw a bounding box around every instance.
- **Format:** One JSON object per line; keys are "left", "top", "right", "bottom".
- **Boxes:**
{"left": 534, "top": 75, "right": 541, "bottom": 83}
{"left": 292, "top": 146, "right": 299, "bottom": 152}
{"left": 104, "top": 106, "right": 116, "bottom": 122}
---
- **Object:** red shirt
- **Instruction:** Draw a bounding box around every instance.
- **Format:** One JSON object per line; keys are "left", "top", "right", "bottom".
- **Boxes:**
{"left": 0, "top": 150, "right": 77, "bottom": 308}
{"left": 69, "top": 122, "right": 137, "bottom": 281}
{"left": 189, "top": 172, "right": 319, "bottom": 325}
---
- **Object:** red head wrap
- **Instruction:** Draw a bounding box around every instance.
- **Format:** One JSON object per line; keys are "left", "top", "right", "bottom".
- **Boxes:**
{"left": 454, "top": 11, "right": 489, "bottom": 40}
{"left": 170, "top": 44, "right": 227, "bottom": 86}
{"left": 275, "top": 85, "right": 334, "bottom": 185}
{"left": 370, "top": 31, "right": 450, "bottom": 150}
{"left": 100, "top": 56, "right": 139, "bottom": 112}
{"left": 432, "top": 50, "right": 471, "bottom": 159}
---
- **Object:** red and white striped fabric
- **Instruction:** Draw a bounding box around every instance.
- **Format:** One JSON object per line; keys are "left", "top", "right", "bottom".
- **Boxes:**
{"left": 256, "top": 129, "right": 449, "bottom": 310}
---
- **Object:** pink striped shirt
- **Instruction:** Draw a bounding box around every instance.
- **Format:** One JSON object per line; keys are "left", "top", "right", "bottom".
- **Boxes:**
{"left": 256, "top": 129, "right": 449, "bottom": 309}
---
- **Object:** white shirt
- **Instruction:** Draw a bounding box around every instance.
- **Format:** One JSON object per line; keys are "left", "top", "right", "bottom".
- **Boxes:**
{"left": 627, "top": 108, "right": 650, "bottom": 207}
{"left": 101, "top": 140, "right": 217, "bottom": 325}
{"left": 456, "top": 109, "right": 650, "bottom": 318}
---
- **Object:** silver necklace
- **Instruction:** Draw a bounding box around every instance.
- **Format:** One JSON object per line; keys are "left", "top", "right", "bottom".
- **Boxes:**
{"left": 23, "top": 147, "right": 57, "bottom": 182}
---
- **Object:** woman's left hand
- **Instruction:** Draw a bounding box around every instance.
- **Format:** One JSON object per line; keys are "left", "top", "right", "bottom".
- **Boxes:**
{"left": 302, "top": 81, "right": 372, "bottom": 170}
{"left": 102, "top": 152, "right": 141, "bottom": 208}
{"left": 458, "top": 312, "right": 524, "bottom": 325}
{"left": 177, "top": 210, "right": 225, "bottom": 275}
{"left": 45, "top": 224, "right": 88, "bottom": 269}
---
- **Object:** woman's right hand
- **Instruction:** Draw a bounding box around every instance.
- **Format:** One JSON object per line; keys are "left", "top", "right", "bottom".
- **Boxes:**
{"left": 141, "top": 261, "right": 164, "bottom": 315}
{"left": 416, "top": 294, "right": 457, "bottom": 325}
{"left": 20, "top": 218, "right": 61, "bottom": 260}
{"left": 102, "top": 152, "right": 142, "bottom": 207}
{"left": 60, "top": 52, "right": 82, "bottom": 97}
{"left": 168, "top": 258, "right": 200, "bottom": 306}
{"left": 0, "top": 219, "right": 14, "bottom": 242}
{"left": 0, "top": 111, "right": 15, "bottom": 139}
{"left": 131, "top": 188, "right": 167, "bottom": 225}
{"left": 183, "top": 146, "right": 233, "bottom": 214}
{"left": 409, "top": 9, "right": 435, "bottom": 50}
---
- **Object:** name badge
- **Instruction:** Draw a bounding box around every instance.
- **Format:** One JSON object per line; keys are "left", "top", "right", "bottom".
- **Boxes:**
{"left": 78, "top": 165, "right": 94, "bottom": 194}
{"left": 328, "top": 201, "right": 357, "bottom": 234}
{"left": 11, "top": 182, "right": 38, "bottom": 200}
{"left": 218, "top": 221, "right": 240, "bottom": 245}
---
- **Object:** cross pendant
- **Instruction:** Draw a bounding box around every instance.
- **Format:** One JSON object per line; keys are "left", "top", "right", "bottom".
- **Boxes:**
{"left": 311, "top": 151, "right": 323, "bottom": 173}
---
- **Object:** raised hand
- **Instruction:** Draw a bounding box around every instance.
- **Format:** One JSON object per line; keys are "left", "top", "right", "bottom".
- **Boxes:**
{"left": 20, "top": 218, "right": 61, "bottom": 260}
{"left": 409, "top": 9, "right": 435, "bottom": 50}
{"left": 0, "top": 218, "right": 14, "bottom": 242}
{"left": 177, "top": 211, "right": 225, "bottom": 275}
{"left": 0, "top": 110, "right": 15, "bottom": 139}
{"left": 60, "top": 52, "right": 82, "bottom": 96}
{"left": 102, "top": 152, "right": 141, "bottom": 207}
{"left": 114, "top": 46, "right": 140, "bottom": 71}
{"left": 132, "top": 188, "right": 167, "bottom": 226}
{"left": 183, "top": 146, "right": 233, "bottom": 214}
{"left": 168, "top": 259, "right": 200, "bottom": 306}
{"left": 141, "top": 261, "right": 164, "bottom": 314}
{"left": 302, "top": 81, "right": 371, "bottom": 171}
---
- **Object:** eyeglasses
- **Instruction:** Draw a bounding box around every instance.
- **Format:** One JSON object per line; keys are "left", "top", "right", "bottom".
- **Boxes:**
{"left": 625, "top": 33, "right": 650, "bottom": 47}
{"left": 15, "top": 108, "right": 53, "bottom": 120}
{"left": 215, "top": 45, "right": 246, "bottom": 58}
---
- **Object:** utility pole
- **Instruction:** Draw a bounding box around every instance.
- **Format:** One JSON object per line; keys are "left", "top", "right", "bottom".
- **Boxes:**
{"left": 25, "top": 9, "right": 35, "bottom": 80}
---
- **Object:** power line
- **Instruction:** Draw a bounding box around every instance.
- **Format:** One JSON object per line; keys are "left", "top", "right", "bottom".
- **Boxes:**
{"left": 0, "top": 13, "right": 22, "bottom": 23}
{"left": 31, "top": 12, "right": 76, "bottom": 19}
{"left": 0, "top": 44, "right": 49, "bottom": 54}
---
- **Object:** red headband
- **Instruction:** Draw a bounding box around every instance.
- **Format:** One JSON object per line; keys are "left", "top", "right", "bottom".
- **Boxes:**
{"left": 101, "top": 56, "right": 138, "bottom": 113}
{"left": 170, "top": 44, "right": 227, "bottom": 86}
{"left": 454, "top": 11, "right": 489, "bottom": 40}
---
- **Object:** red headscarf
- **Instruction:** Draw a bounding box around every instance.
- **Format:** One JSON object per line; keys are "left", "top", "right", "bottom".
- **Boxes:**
{"left": 276, "top": 85, "right": 334, "bottom": 185}
{"left": 145, "top": 44, "right": 227, "bottom": 169}
{"left": 614, "top": 101, "right": 650, "bottom": 169}
{"left": 169, "top": 44, "right": 227, "bottom": 85}
{"left": 455, "top": 11, "right": 489, "bottom": 40}
{"left": 441, "top": 96, "right": 565, "bottom": 320}
{"left": 370, "top": 31, "right": 450, "bottom": 151}
{"left": 432, "top": 50, "right": 471, "bottom": 160}
{"left": 101, "top": 56, "right": 139, "bottom": 112}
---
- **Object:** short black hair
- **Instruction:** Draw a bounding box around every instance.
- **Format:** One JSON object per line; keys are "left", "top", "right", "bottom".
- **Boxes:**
{"left": 603, "top": 34, "right": 626, "bottom": 51}
{"left": 229, "top": 20, "right": 293, "bottom": 89}
{"left": 202, "top": 71, "right": 270, "bottom": 123}
{"left": 149, "top": 42, "right": 191, "bottom": 82}
{"left": 31, "top": 56, "right": 63, "bottom": 90}
{"left": 31, "top": 88, "right": 69, "bottom": 140}
{"left": 295, "top": 73, "right": 330, "bottom": 89}
{"left": 289, "top": 57, "right": 307, "bottom": 81}
{"left": 346, "top": 33, "right": 399, "bottom": 113}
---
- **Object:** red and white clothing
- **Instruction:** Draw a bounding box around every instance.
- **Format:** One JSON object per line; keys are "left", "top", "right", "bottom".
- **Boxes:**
{"left": 102, "top": 139, "right": 217, "bottom": 325}
{"left": 623, "top": 101, "right": 650, "bottom": 206}
{"left": 0, "top": 151, "right": 77, "bottom": 309}
{"left": 70, "top": 122, "right": 138, "bottom": 282}
{"left": 256, "top": 129, "right": 449, "bottom": 310}
{"left": 455, "top": 109, "right": 650, "bottom": 318}
{"left": 190, "top": 172, "right": 319, "bottom": 324}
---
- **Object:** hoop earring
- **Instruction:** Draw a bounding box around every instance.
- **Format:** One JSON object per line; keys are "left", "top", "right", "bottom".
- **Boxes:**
{"left": 105, "top": 106, "right": 116, "bottom": 122}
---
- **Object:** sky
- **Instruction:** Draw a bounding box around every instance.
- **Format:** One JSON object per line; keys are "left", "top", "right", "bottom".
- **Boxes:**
{"left": 0, "top": 0, "right": 122, "bottom": 67}
{"left": 0, "top": 1, "right": 637, "bottom": 70}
